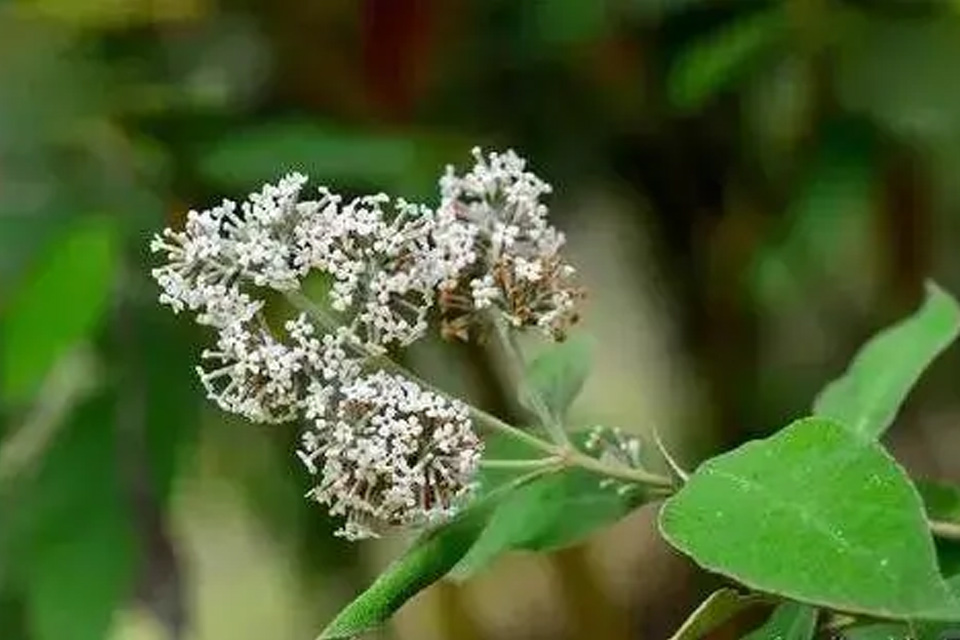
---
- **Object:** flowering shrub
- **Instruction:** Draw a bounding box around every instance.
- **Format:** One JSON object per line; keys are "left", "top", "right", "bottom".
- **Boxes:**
{"left": 152, "top": 149, "right": 960, "bottom": 640}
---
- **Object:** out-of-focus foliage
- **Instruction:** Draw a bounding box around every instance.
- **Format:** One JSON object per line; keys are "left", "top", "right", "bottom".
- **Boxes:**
{"left": 3, "top": 0, "right": 960, "bottom": 638}
{"left": 1, "top": 217, "right": 118, "bottom": 403}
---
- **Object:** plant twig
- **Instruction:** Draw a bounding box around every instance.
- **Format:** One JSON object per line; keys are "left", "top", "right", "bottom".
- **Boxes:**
{"left": 480, "top": 457, "right": 562, "bottom": 470}
{"left": 929, "top": 519, "right": 960, "bottom": 541}
{"left": 652, "top": 425, "right": 690, "bottom": 483}
{"left": 565, "top": 449, "right": 675, "bottom": 489}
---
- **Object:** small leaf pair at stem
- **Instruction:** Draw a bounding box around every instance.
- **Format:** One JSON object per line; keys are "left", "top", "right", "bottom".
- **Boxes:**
{"left": 661, "top": 283, "right": 960, "bottom": 636}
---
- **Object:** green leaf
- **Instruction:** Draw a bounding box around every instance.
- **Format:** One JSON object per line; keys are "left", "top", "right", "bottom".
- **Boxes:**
{"left": 667, "top": 588, "right": 766, "bottom": 640}
{"left": 0, "top": 216, "right": 118, "bottom": 404}
{"left": 668, "top": 8, "right": 785, "bottom": 112}
{"left": 814, "top": 283, "right": 960, "bottom": 440}
{"left": 3, "top": 393, "right": 135, "bottom": 640}
{"left": 749, "top": 122, "right": 877, "bottom": 309}
{"left": 659, "top": 417, "right": 960, "bottom": 621}
{"left": 841, "top": 623, "right": 911, "bottom": 640}
{"left": 319, "top": 474, "right": 540, "bottom": 639}
{"left": 472, "top": 432, "right": 546, "bottom": 491}
{"left": 195, "top": 120, "right": 449, "bottom": 198}
{"left": 743, "top": 602, "right": 818, "bottom": 640}
{"left": 520, "top": 335, "right": 594, "bottom": 423}
{"left": 915, "top": 574, "right": 960, "bottom": 640}
{"left": 452, "top": 466, "right": 641, "bottom": 579}
{"left": 26, "top": 514, "right": 133, "bottom": 640}
{"left": 866, "top": 579, "right": 960, "bottom": 640}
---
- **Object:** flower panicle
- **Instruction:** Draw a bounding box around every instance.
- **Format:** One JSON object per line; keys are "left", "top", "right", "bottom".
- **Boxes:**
{"left": 149, "top": 149, "right": 582, "bottom": 540}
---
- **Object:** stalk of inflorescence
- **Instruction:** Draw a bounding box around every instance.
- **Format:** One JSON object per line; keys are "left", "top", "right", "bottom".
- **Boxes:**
{"left": 283, "top": 289, "right": 552, "bottom": 454}
{"left": 286, "top": 289, "right": 674, "bottom": 490}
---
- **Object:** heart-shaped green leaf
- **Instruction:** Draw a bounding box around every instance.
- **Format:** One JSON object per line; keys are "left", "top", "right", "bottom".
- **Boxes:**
{"left": 743, "top": 602, "right": 818, "bottom": 640}
{"left": 814, "top": 282, "right": 960, "bottom": 440}
{"left": 659, "top": 417, "right": 960, "bottom": 621}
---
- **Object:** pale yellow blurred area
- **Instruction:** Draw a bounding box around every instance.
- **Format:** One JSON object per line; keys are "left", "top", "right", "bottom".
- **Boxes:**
{"left": 111, "top": 472, "right": 315, "bottom": 640}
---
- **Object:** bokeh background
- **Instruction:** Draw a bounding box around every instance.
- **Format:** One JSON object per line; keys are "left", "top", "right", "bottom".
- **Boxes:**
{"left": 2, "top": 0, "right": 960, "bottom": 638}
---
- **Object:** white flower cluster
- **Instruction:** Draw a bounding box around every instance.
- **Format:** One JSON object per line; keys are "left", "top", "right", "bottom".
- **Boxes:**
{"left": 150, "top": 174, "right": 314, "bottom": 423}
{"left": 297, "top": 371, "right": 481, "bottom": 539}
{"left": 298, "top": 191, "right": 439, "bottom": 350}
{"left": 151, "top": 176, "right": 440, "bottom": 353}
{"left": 150, "top": 149, "right": 581, "bottom": 539}
{"left": 434, "top": 148, "right": 583, "bottom": 340}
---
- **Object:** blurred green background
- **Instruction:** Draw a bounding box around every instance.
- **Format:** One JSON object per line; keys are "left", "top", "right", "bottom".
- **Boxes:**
{"left": 3, "top": 0, "right": 960, "bottom": 638}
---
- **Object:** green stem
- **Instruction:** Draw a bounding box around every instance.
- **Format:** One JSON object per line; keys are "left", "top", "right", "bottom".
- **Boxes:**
{"left": 929, "top": 519, "right": 960, "bottom": 542}
{"left": 480, "top": 457, "right": 561, "bottom": 470}
{"left": 376, "top": 358, "right": 554, "bottom": 454}
{"left": 285, "top": 290, "right": 341, "bottom": 333}
{"left": 566, "top": 449, "right": 674, "bottom": 489}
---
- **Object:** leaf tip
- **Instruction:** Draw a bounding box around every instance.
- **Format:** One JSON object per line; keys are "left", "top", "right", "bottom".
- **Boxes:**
{"left": 924, "top": 279, "right": 960, "bottom": 318}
